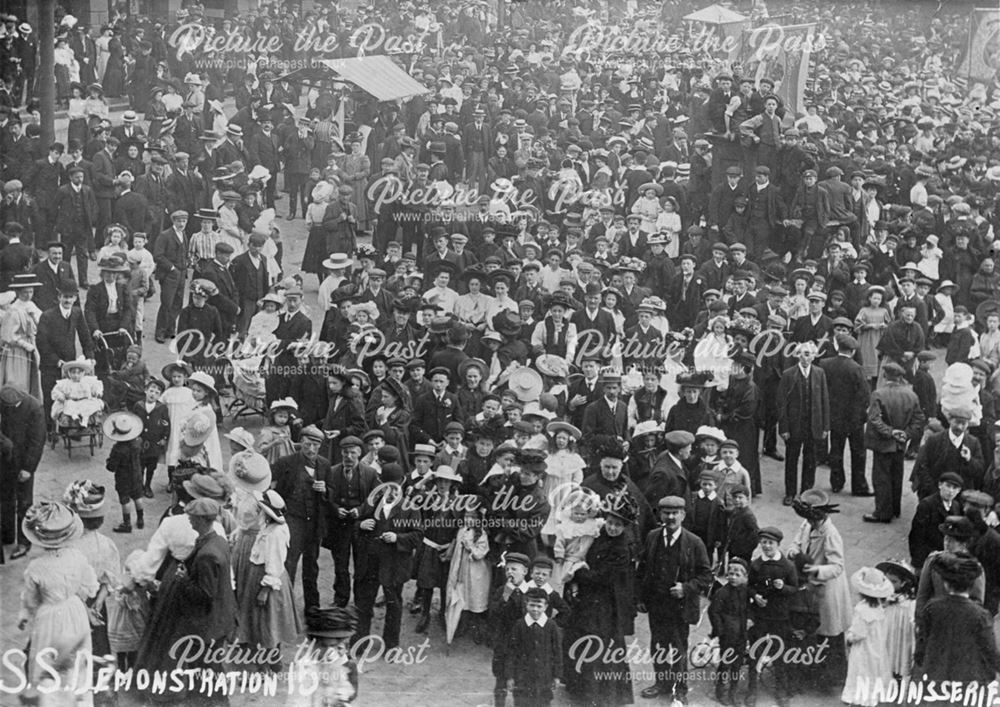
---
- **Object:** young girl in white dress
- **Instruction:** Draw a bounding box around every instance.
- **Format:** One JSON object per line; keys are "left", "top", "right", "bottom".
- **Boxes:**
{"left": 51, "top": 357, "right": 104, "bottom": 425}
{"left": 183, "top": 371, "right": 223, "bottom": 472}
{"left": 161, "top": 361, "right": 196, "bottom": 474}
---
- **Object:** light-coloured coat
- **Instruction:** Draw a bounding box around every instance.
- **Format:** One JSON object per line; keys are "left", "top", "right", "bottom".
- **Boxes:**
{"left": 790, "top": 518, "right": 852, "bottom": 636}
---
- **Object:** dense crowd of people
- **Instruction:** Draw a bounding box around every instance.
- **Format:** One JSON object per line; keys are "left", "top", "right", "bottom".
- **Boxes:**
{"left": 2, "top": 0, "right": 1000, "bottom": 705}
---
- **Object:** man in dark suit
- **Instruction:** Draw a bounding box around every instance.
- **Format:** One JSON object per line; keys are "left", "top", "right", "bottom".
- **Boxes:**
{"left": 643, "top": 431, "right": 695, "bottom": 509}
{"left": 52, "top": 163, "right": 97, "bottom": 287}
{"left": 267, "top": 285, "right": 314, "bottom": 404}
{"left": 152, "top": 210, "right": 189, "bottom": 342}
{"left": 462, "top": 107, "right": 493, "bottom": 193}
{"left": 819, "top": 334, "right": 872, "bottom": 495}
{"left": 325, "top": 435, "right": 379, "bottom": 608}
{"left": 353, "top": 463, "right": 423, "bottom": 649}
{"left": 165, "top": 151, "right": 203, "bottom": 235}
{"left": 566, "top": 355, "right": 603, "bottom": 429}
{"left": 65, "top": 140, "right": 96, "bottom": 187}
{"left": 428, "top": 323, "right": 470, "bottom": 387}
{"left": 213, "top": 124, "right": 246, "bottom": 170}
{"left": 0, "top": 386, "right": 46, "bottom": 557}
{"left": 109, "top": 112, "right": 146, "bottom": 155}
{"left": 199, "top": 241, "right": 238, "bottom": 333}
{"left": 230, "top": 232, "right": 270, "bottom": 335}
{"left": 0, "top": 222, "right": 32, "bottom": 290}
{"left": 571, "top": 283, "right": 618, "bottom": 362}
{"left": 91, "top": 137, "right": 118, "bottom": 237}
{"left": 134, "top": 155, "right": 170, "bottom": 241}
{"left": 865, "top": 362, "right": 926, "bottom": 524}
{"left": 25, "top": 143, "right": 66, "bottom": 244}
{"left": 581, "top": 371, "right": 629, "bottom": 464}
{"left": 30, "top": 242, "right": 75, "bottom": 313}
{"left": 791, "top": 291, "right": 834, "bottom": 344}
{"left": 911, "top": 408, "right": 985, "bottom": 499}
{"left": 707, "top": 166, "right": 745, "bottom": 231}
{"left": 637, "top": 495, "right": 713, "bottom": 701}
{"left": 670, "top": 255, "right": 706, "bottom": 330}
{"left": 111, "top": 171, "right": 150, "bottom": 241}
{"left": 271, "top": 425, "right": 334, "bottom": 611}
{"left": 36, "top": 280, "right": 93, "bottom": 420}
{"left": 246, "top": 114, "right": 281, "bottom": 208}
{"left": 776, "top": 341, "right": 830, "bottom": 504}
{"left": 410, "top": 366, "right": 465, "bottom": 445}
{"left": 753, "top": 318, "right": 789, "bottom": 460}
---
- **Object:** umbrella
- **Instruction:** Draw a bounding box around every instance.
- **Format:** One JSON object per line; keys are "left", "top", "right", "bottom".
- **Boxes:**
{"left": 445, "top": 552, "right": 466, "bottom": 644}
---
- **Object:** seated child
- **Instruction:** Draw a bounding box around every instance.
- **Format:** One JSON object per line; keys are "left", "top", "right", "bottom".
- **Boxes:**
{"left": 106, "top": 345, "right": 150, "bottom": 409}
{"left": 51, "top": 357, "right": 104, "bottom": 425}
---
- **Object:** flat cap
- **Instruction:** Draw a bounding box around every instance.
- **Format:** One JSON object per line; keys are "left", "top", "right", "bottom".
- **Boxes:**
{"left": 657, "top": 495, "right": 687, "bottom": 510}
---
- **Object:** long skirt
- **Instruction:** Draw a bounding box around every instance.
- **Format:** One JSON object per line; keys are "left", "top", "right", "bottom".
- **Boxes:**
{"left": 68, "top": 117, "right": 88, "bottom": 148}
{"left": 236, "top": 562, "right": 301, "bottom": 658}
{"left": 0, "top": 345, "right": 41, "bottom": 399}
{"left": 302, "top": 225, "right": 328, "bottom": 277}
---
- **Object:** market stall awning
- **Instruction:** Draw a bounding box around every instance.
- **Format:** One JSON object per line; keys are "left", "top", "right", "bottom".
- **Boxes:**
{"left": 683, "top": 4, "right": 747, "bottom": 24}
{"left": 315, "top": 56, "right": 428, "bottom": 102}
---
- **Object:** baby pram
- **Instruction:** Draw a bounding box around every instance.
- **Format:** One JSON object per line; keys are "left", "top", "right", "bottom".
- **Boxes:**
{"left": 52, "top": 405, "right": 105, "bottom": 458}
{"left": 94, "top": 330, "right": 135, "bottom": 378}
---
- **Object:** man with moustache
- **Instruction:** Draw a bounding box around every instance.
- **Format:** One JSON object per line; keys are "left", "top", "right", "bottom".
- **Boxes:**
{"left": 35, "top": 280, "right": 94, "bottom": 421}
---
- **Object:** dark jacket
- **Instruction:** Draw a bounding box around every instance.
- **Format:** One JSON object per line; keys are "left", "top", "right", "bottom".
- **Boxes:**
{"left": 410, "top": 390, "right": 464, "bottom": 445}
{"left": 865, "top": 381, "right": 925, "bottom": 453}
{"left": 174, "top": 531, "right": 238, "bottom": 642}
{"left": 357, "top": 495, "right": 423, "bottom": 586}
{"left": 709, "top": 582, "right": 749, "bottom": 644}
{"left": 637, "top": 526, "right": 713, "bottom": 624}
{"left": 271, "top": 451, "right": 334, "bottom": 535}
{"left": 36, "top": 305, "right": 94, "bottom": 370}
{"left": 581, "top": 397, "right": 629, "bottom": 455}
{"left": 749, "top": 554, "right": 799, "bottom": 623}
{"left": 132, "top": 399, "right": 171, "bottom": 459}
{"left": 507, "top": 615, "right": 562, "bottom": 692}
{"left": 776, "top": 364, "right": 830, "bottom": 440}
{"left": 321, "top": 393, "right": 368, "bottom": 463}
{"left": 818, "top": 355, "right": 870, "bottom": 434}
{"left": 911, "top": 430, "right": 985, "bottom": 498}
{"left": 199, "top": 259, "right": 239, "bottom": 332}
{"left": 52, "top": 183, "right": 98, "bottom": 236}
{"left": 915, "top": 594, "right": 1000, "bottom": 683}
{"left": 230, "top": 250, "right": 270, "bottom": 303}
{"left": 84, "top": 281, "right": 135, "bottom": 334}
{"left": 153, "top": 227, "right": 188, "bottom": 277}
{"left": 908, "top": 494, "right": 962, "bottom": 569}
{"left": 0, "top": 387, "right": 45, "bottom": 473}
{"left": 30, "top": 260, "right": 76, "bottom": 313}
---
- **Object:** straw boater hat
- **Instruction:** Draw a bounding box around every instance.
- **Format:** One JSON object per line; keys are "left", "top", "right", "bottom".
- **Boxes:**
{"left": 632, "top": 420, "right": 663, "bottom": 440}
{"left": 61, "top": 356, "right": 95, "bottom": 376}
{"left": 257, "top": 489, "right": 286, "bottom": 523}
{"left": 322, "top": 253, "right": 352, "bottom": 270}
{"left": 535, "top": 354, "right": 569, "bottom": 378}
{"left": 22, "top": 501, "right": 83, "bottom": 549}
{"left": 229, "top": 450, "right": 272, "bottom": 492}
{"left": 508, "top": 366, "right": 543, "bottom": 402}
{"left": 851, "top": 567, "right": 894, "bottom": 599}
{"left": 62, "top": 479, "right": 106, "bottom": 519}
{"left": 103, "top": 411, "right": 143, "bottom": 442}
{"left": 410, "top": 443, "right": 437, "bottom": 460}
{"left": 9, "top": 273, "right": 43, "bottom": 289}
{"left": 432, "top": 465, "right": 463, "bottom": 483}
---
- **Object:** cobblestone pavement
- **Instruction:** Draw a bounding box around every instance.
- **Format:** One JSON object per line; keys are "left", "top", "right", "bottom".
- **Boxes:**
{"left": 0, "top": 104, "right": 926, "bottom": 707}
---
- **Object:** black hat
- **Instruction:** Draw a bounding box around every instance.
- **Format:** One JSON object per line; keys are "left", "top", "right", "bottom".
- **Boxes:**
{"left": 305, "top": 606, "right": 358, "bottom": 639}
{"left": 938, "top": 515, "right": 975, "bottom": 540}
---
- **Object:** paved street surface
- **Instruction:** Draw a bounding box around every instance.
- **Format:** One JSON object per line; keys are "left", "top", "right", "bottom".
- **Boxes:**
{"left": 0, "top": 104, "right": 929, "bottom": 707}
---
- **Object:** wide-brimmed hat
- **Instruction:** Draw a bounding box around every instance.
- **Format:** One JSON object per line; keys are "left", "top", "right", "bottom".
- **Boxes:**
{"left": 508, "top": 366, "right": 543, "bottom": 402}
{"left": 224, "top": 426, "right": 256, "bottom": 451}
{"left": 458, "top": 357, "right": 487, "bottom": 380}
{"left": 875, "top": 559, "right": 917, "bottom": 587}
{"left": 257, "top": 489, "right": 286, "bottom": 523}
{"left": 492, "top": 310, "right": 523, "bottom": 336}
{"left": 269, "top": 397, "right": 299, "bottom": 413}
{"left": 162, "top": 360, "right": 193, "bottom": 380}
{"left": 62, "top": 479, "right": 106, "bottom": 519}
{"left": 183, "top": 473, "right": 227, "bottom": 500}
{"left": 61, "top": 356, "right": 94, "bottom": 376}
{"left": 546, "top": 420, "right": 581, "bottom": 440}
{"left": 229, "top": 450, "right": 272, "bottom": 492}
{"left": 637, "top": 181, "right": 663, "bottom": 196}
{"left": 181, "top": 411, "right": 215, "bottom": 447}
{"left": 851, "top": 567, "right": 894, "bottom": 599}
{"left": 432, "top": 465, "right": 463, "bottom": 483}
{"left": 695, "top": 425, "right": 727, "bottom": 443}
{"left": 522, "top": 402, "right": 555, "bottom": 421}
{"left": 21, "top": 502, "right": 83, "bottom": 549}
{"left": 97, "top": 256, "right": 129, "bottom": 273}
{"left": 792, "top": 488, "right": 840, "bottom": 520}
{"left": 103, "top": 411, "right": 143, "bottom": 442}
{"left": 187, "top": 371, "right": 218, "bottom": 396}
{"left": 535, "top": 354, "right": 569, "bottom": 378}
{"left": 633, "top": 420, "right": 663, "bottom": 439}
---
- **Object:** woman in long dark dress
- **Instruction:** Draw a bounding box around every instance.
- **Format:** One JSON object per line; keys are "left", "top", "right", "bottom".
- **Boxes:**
{"left": 102, "top": 31, "right": 126, "bottom": 98}
{"left": 563, "top": 501, "right": 637, "bottom": 706}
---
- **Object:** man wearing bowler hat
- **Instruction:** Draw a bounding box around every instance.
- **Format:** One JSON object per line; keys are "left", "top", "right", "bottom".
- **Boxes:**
{"left": 271, "top": 424, "right": 334, "bottom": 611}
{"left": 581, "top": 369, "right": 629, "bottom": 464}
{"left": 744, "top": 164, "right": 785, "bottom": 260}
{"left": 410, "top": 366, "right": 464, "bottom": 446}
{"left": 637, "top": 495, "right": 713, "bottom": 701}
{"left": 819, "top": 333, "right": 873, "bottom": 496}
{"left": 36, "top": 279, "right": 94, "bottom": 420}
{"left": 53, "top": 162, "right": 98, "bottom": 287}
{"left": 153, "top": 209, "right": 190, "bottom": 342}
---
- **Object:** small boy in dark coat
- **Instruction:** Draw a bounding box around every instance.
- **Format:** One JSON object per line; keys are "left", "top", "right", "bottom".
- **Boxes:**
{"left": 748, "top": 526, "right": 799, "bottom": 706}
{"left": 708, "top": 556, "right": 750, "bottom": 705}
{"left": 528, "top": 556, "right": 570, "bottom": 624}
{"left": 684, "top": 469, "right": 727, "bottom": 564}
{"left": 490, "top": 552, "right": 530, "bottom": 707}
{"left": 508, "top": 586, "right": 562, "bottom": 707}
{"left": 723, "top": 485, "right": 760, "bottom": 564}
{"left": 105, "top": 411, "right": 145, "bottom": 533}
{"left": 132, "top": 377, "right": 171, "bottom": 498}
